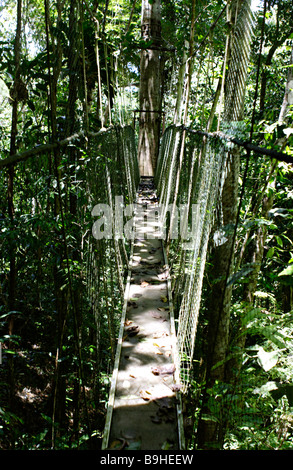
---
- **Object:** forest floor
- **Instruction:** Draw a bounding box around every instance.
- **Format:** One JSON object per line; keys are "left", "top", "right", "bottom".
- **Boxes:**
{"left": 105, "top": 177, "right": 182, "bottom": 451}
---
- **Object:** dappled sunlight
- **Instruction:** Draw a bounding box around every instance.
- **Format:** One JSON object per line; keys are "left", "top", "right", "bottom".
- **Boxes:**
{"left": 102, "top": 177, "right": 182, "bottom": 450}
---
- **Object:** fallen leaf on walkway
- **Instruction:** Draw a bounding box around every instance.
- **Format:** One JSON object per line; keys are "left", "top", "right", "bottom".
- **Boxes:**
{"left": 125, "top": 325, "right": 140, "bottom": 337}
{"left": 141, "top": 281, "right": 149, "bottom": 287}
{"left": 151, "top": 364, "right": 176, "bottom": 376}
{"left": 126, "top": 440, "right": 142, "bottom": 450}
{"left": 127, "top": 300, "right": 138, "bottom": 310}
{"left": 158, "top": 307, "right": 169, "bottom": 312}
{"left": 151, "top": 312, "right": 163, "bottom": 319}
{"left": 160, "top": 296, "right": 168, "bottom": 303}
{"left": 153, "top": 331, "right": 168, "bottom": 338}
{"left": 170, "top": 383, "right": 182, "bottom": 392}
{"left": 140, "top": 389, "right": 152, "bottom": 400}
{"left": 109, "top": 438, "right": 127, "bottom": 450}
{"left": 151, "top": 313, "right": 167, "bottom": 322}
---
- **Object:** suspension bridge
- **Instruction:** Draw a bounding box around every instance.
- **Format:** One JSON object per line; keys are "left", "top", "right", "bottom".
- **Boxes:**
{"left": 91, "top": 124, "right": 292, "bottom": 451}
{"left": 94, "top": 123, "right": 229, "bottom": 450}
{"left": 1, "top": 121, "right": 292, "bottom": 451}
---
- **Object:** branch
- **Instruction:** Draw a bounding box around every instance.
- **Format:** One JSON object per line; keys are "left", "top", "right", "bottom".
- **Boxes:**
{"left": 185, "top": 127, "right": 293, "bottom": 165}
{"left": 0, "top": 127, "right": 114, "bottom": 169}
{"left": 0, "top": 132, "right": 85, "bottom": 169}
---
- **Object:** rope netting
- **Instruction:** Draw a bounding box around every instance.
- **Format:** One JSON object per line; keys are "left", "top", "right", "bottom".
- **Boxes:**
{"left": 153, "top": 0, "right": 257, "bottom": 393}
{"left": 155, "top": 125, "right": 236, "bottom": 393}
{"left": 86, "top": 125, "right": 140, "bottom": 349}
{"left": 0, "top": 124, "right": 139, "bottom": 394}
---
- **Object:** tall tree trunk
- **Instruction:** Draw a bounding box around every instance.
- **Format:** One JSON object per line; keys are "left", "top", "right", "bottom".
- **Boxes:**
{"left": 137, "top": 0, "right": 162, "bottom": 176}
{"left": 279, "top": 45, "right": 293, "bottom": 312}
{"left": 173, "top": 42, "right": 188, "bottom": 125}
{"left": 7, "top": 0, "right": 22, "bottom": 412}
{"left": 197, "top": 0, "right": 251, "bottom": 449}
{"left": 197, "top": 149, "right": 240, "bottom": 449}
{"left": 259, "top": 40, "right": 288, "bottom": 118}
{"left": 66, "top": 0, "right": 83, "bottom": 440}
{"left": 167, "top": 0, "right": 196, "bottom": 243}
{"left": 44, "top": 0, "right": 68, "bottom": 445}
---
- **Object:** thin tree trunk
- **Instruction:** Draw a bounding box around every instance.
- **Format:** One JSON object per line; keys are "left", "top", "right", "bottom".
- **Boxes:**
{"left": 167, "top": 0, "right": 196, "bottom": 245}
{"left": 258, "top": 3, "right": 293, "bottom": 118}
{"left": 66, "top": 0, "right": 84, "bottom": 440}
{"left": 279, "top": 45, "right": 293, "bottom": 124}
{"left": 173, "top": 43, "right": 188, "bottom": 125}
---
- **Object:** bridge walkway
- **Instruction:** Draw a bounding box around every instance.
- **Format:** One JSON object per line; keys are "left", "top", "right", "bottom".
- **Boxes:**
{"left": 102, "top": 177, "right": 184, "bottom": 451}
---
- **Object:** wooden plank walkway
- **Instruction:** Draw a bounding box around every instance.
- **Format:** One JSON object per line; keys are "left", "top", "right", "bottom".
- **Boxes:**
{"left": 102, "top": 177, "right": 184, "bottom": 451}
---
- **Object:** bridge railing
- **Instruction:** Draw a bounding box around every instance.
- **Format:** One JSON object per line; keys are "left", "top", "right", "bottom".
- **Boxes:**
{"left": 0, "top": 125, "right": 139, "bottom": 397}
{"left": 155, "top": 124, "right": 292, "bottom": 392}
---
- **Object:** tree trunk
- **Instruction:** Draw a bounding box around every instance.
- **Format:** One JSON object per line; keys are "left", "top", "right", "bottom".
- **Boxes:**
{"left": 197, "top": 149, "right": 240, "bottom": 449}
{"left": 173, "top": 42, "right": 188, "bottom": 125}
{"left": 279, "top": 45, "right": 293, "bottom": 124}
{"left": 44, "top": 0, "right": 68, "bottom": 445}
{"left": 137, "top": 0, "right": 162, "bottom": 176}
{"left": 259, "top": 41, "right": 284, "bottom": 117}
{"left": 7, "top": 0, "right": 22, "bottom": 412}
{"left": 197, "top": 0, "right": 250, "bottom": 449}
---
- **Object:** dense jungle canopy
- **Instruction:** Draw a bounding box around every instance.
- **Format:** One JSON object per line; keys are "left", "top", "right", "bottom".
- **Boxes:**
{"left": 0, "top": 0, "right": 293, "bottom": 451}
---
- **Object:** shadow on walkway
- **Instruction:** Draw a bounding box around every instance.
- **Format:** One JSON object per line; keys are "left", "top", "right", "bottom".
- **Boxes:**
{"left": 102, "top": 178, "right": 183, "bottom": 451}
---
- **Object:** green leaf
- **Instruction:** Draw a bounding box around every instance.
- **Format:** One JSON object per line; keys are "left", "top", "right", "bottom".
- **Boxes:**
{"left": 241, "top": 307, "right": 263, "bottom": 326}
{"left": 278, "top": 264, "right": 293, "bottom": 277}
{"left": 278, "top": 265, "right": 293, "bottom": 286}
{"left": 0, "top": 310, "right": 21, "bottom": 319}
{"left": 259, "top": 327, "right": 287, "bottom": 349}
{"left": 275, "top": 235, "right": 283, "bottom": 247}
{"left": 126, "top": 440, "right": 142, "bottom": 450}
{"left": 266, "top": 247, "right": 275, "bottom": 258}
{"left": 227, "top": 263, "right": 256, "bottom": 286}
